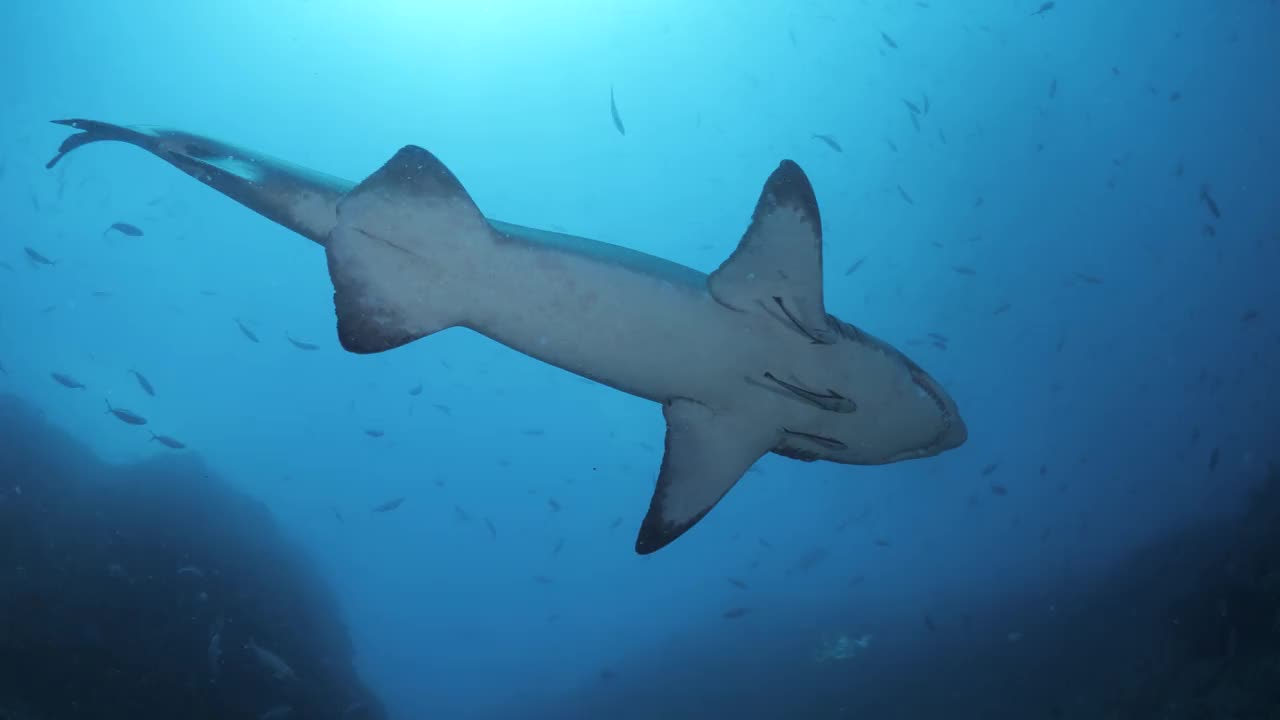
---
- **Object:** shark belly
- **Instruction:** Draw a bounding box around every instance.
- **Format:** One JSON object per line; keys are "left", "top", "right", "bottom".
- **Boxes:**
{"left": 468, "top": 238, "right": 761, "bottom": 409}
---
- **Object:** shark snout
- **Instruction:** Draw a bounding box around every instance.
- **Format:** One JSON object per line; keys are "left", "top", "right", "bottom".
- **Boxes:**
{"left": 939, "top": 411, "right": 967, "bottom": 450}
{"left": 908, "top": 366, "right": 967, "bottom": 453}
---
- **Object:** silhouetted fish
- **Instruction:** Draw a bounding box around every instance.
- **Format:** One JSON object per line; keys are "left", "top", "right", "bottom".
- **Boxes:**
{"left": 285, "top": 334, "right": 319, "bottom": 351}
{"left": 149, "top": 432, "right": 186, "bottom": 449}
{"left": 372, "top": 497, "right": 404, "bottom": 513}
{"left": 364, "top": 429, "right": 384, "bottom": 438}
{"left": 547, "top": 497, "right": 562, "bottom": 512}
{"left": 812, "top": 133, "right": 843, "bottom": 153}
{"left": 1199, "top": 184, "right": 1222, "bottom": 219}
{"left": 105, "top": 222, "right": 143, "bottom": 237}
{"left": 130, "top": 369, "right": 155, "bottom": 396}
{"left": 408, "top": 383, "right": 423, "bottom": 396}
{"left": 104, "top": 399, "right": 147, "bottom": 425}
{"left": 234, "top": 318, "right": 259, "bottom": 343}
{"left": 1029, "top": 1, "right": 1055, "bottom": 16}
{"left": 24, "top": 247, "right": 56, "bottom": 266}
{"left": 609, "top": 85, "right": 626, "bottom": 136}
{"left": 485, "top": 517, "right": 497, "bottom": 539}
{"left": 722, "top": 607, "right": 750, "bottom": 620}
{"left": 880, "top": 31, "right": 898, "bottom": 49}
{"left": 51, "top": 372, "right": 85, "bottom": 389}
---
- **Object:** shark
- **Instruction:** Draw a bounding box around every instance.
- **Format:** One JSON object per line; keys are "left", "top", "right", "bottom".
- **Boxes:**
{"left": 47, "top": 119, "right": 967, "bottom": 554}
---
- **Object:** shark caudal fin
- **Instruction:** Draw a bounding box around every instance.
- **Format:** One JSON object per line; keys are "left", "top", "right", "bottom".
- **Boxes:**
{"left": 46, "top": 120, "right": 155, "bottom": 169}
{"left": 325, "top": 145, "right": 496, "bottom": 354}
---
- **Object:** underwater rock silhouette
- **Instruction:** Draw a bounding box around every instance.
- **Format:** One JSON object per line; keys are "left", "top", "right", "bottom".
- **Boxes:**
{"left": 0, "top": 393, "right": 386, "bottom": 720}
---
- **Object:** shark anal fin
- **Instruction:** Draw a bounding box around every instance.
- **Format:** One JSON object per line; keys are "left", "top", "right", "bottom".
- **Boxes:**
{"left": 708, "top": 160, "right": 832, "bottom": 343}
{"left": 326, "top": 145, "right": 493, "bottom": 354}
{"left": 635, "top": 399, "right": 777, "bottom": 555}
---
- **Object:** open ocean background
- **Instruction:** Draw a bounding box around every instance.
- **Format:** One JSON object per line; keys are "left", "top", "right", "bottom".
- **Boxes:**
{"left": 2, "top": 1, "right": 1278, "bottom": 718}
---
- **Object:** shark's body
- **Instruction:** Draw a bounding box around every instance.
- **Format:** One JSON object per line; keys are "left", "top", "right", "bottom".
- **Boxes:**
{"left": 48, "top": 119, "right": 967, "bottom": 554}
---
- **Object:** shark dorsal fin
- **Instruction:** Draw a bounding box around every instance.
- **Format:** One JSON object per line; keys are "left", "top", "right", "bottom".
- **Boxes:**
{"left": 325, "top": 145, "right": 493, "bottom": 354}
{"left": 708, "top": 160, "right": 832, "bottom": 344}
{"left": 635, "top": 399, "right": 778, "bottom": 554}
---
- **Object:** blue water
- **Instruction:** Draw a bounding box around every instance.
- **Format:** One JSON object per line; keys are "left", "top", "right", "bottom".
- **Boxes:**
{"left": 3, "top": 2, "right": 1278, "bottom": 718}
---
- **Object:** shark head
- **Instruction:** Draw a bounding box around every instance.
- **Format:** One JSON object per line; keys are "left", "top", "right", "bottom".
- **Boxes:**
{"left": 768, "top": 315, "right": 967, "bottom": 467}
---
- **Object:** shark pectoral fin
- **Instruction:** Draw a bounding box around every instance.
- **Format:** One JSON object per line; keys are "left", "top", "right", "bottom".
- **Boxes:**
{"left": 326, "top": 145, "right": 494, "bottom": 354}
{"left": 708, "top": 160, "right": 832, "bottom": 344}
{"left": 635, "top": 399, "right": 777, "bottom": 555}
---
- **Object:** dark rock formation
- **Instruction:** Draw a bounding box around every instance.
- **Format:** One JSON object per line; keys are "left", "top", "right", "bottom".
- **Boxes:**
{"left": 0, "top": 393, "right": 386, "bottom": 720}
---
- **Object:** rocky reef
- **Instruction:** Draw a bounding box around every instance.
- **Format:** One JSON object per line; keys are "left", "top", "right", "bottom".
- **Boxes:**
{"left": 0, "top": 393, "right": 386, "bottom": 720}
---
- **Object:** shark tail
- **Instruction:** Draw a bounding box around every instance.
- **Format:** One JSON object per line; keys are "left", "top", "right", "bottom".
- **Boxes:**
{"left": 324, "top": 145, "right": 494, "bottom": 354}
{"left": 47, "top": 120, "right": 153, "bottom": 169}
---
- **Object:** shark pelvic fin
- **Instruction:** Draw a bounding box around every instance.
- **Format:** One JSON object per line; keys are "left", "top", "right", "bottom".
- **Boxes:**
{"left": 708, "top": 160, "right": 832, "bottom": 344}
{"left": 326, "top": 145, "right": 494, "bottom": 353}
{"left": 635, "top": 399, "right": 777, "bottom": 555}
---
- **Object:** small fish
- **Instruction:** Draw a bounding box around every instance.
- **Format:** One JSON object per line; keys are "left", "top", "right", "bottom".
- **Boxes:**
{"left": 1049, "top": 77, "right": 1058, "bottom": 98}
{"left": 609, "top": 85, "right": 626, "bottom": 136}
{"left": 924, "top": 615, "right": 937, "bottom": 632}
{"left": 433, "top": 403, "right": 451, "bottom": 415}
{"left": 880, "top": 31, "right": 898, "bottom": 49}
{"left": 722, "top": 607, "right": 750, "bottom": 620}
{"left": 331, "top": 506, "right": 344, "bottom": 523}
{"left": 897, "top": 185, "right": 915, "bottom": 205}
{"left": 364, "top": 429, "right": 384, "bottom": 438}
{"left": 372, "top": 497, "right": 405, "bottom": 513}
{"left": 104, "top": 222, "right": 143, "bottom": 237}
{"left": 1029, "top": 1, "right": 1055, "bottom": 16}
{"left": 1241, "top": 309, "right": 1259, "bottom": 322}
{"left": 24, "top": 247, "right": 56, "bottom": 266}
{"left": 812, "top": 133, "right": 843, "bottom": 153}
{"left": 938, "top": 128, "right": 948, "bottom": 144}
{"left": 609, "top": 516, "right": 623, "bottom": 529}
{"left": 909, "top": 112, "right": 921, "bottom": 132}
{"left": 1199, "top": 184, "right": 1222, "bottom": 219}
{"left": 1074, "top": 272, "right": 1104, "bottom": 285}
{"left": 727, "top": 577, "right": 749, "bottom": 590}
{"left": 552, "top": 538, "right": 565, "bottom": 555}
{"left": 952, "top": 266, "right": 977, "bottom": 276}
{"left": 522, "top": 428, "right": 545, "bottom": 437}
{"left": 1169, "top": 91, "right": 1181, "bottom": 103}
{"left": 51, "top": 372, "right": 85, "bottom": 389}
{"left": 484, "top": 517, "right": 497, "bottom": 539}
{"left": 129, "top": 369, "right": 155, "bottom": 396}
{"left": 973, "top": 196, "right": 985, "bottom": 208}
{"left": 903, "top": 98, "right": 922, "bottom": 115}
{"left": 922, "top": 93, "right": 930, "bottom": 114}
{"left": 285, "top": 334, "right": 319, "bottom": 351}
{"left": 454, "top": 504, "right": 471, "bottom": 522}
{"left": 0, "top": 260, "right": 13, "bottom": 271}
{"left": 91, "top": 290, "right": 113, "bottom": 298}
{"left": 408, "top": 383, "right": 423, "bottom": 396}
{"left": 234, "top": 318, "right": 259, "bottom": 343}
{"left": 1208, "top": 448, "right": 1220, "bottom": 471}
{"left": 547, "top": 497, "right": 562, "bottom": 512}
{"left": 981, "top": 463, "right": 999, "bottom": 476}
{"left": 844, "top": 257, "right": 866, "bottom": 275}
{"left": 885, "top": 138, "right": 899, "bottom": 152}
{"left": 149, "top": 432, "right": 186, "bottom": 449}
{"left": 104, "top": 399, "right": 147, "bottom": 425}
{"left": 532, "top": 575, "right": 554, "bottom": 585}
{"left": 874, "top": 538, "right": 892, "bottom": 548}
{"left": 245, "top": 638, "right": 296, "bottom": 681}
{"left": 992, "top": 302, "right": 1012, "bottom": 315}
{"left": 928, "top": 332, "right": 949, "bottom": 343}
{"left": 990, "top": 483, "right": 1008, "bottom": 496}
